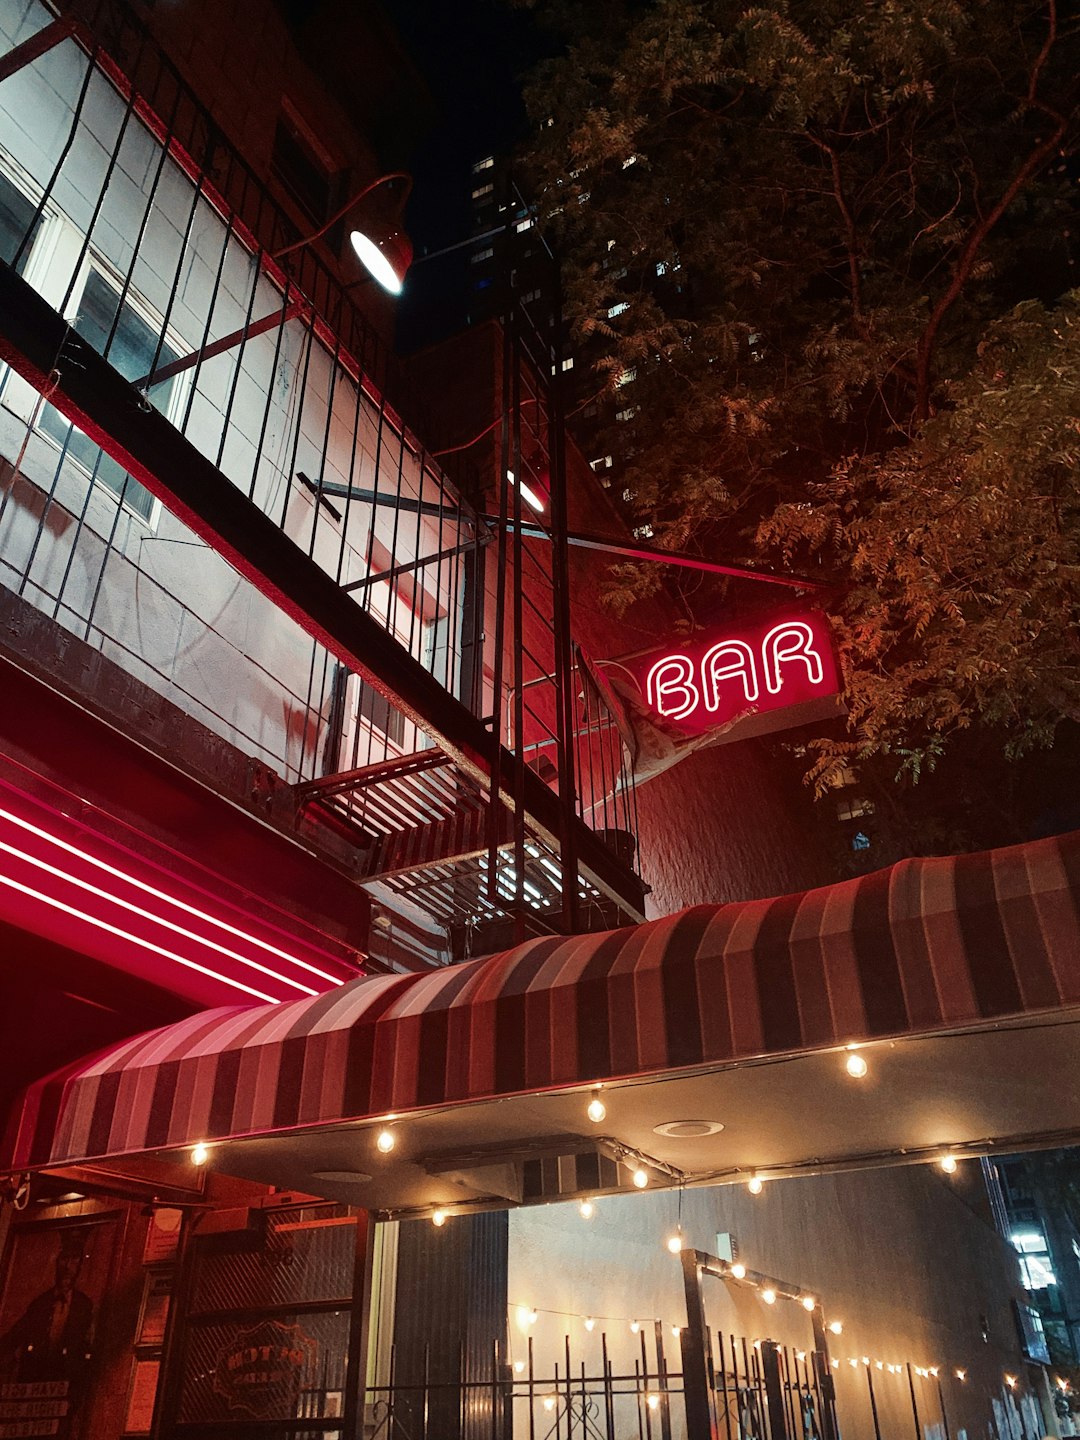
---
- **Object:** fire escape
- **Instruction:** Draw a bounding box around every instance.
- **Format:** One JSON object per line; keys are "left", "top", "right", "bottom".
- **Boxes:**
{"left": 0, "top": 0, "right": 646, "bottom": 969}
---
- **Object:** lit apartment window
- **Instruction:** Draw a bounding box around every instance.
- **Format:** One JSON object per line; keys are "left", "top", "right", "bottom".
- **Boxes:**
{"left": 607, "top": 302, "right": 629, "bottom": 319}
{"left": 561, "top": 357, "right": 574, "bottom": 372}
{"left": 515, "top": 217, "right": 533, "bottom": 232}
{"left": 616, "top": 367, "right": 636, "bottom": 387}
{"left": 471, "top": 247, "right": 495, "bottom": 264}
{"left": 615, "top": 406, "right": 638, "bottom": 422}
{"left": 472, "top": 156, "right": 495, "bottom": 173}
{"left": 1012, "top": 1230, "right": 1057, "bottom": 1289}
{"left": 471, "top": 183, "right": 494, "bottom": 200}
{"left": 633, "top": 523, "right": 654, "bottom": 539}
{"left": 590, "top": 455, "right": 613, "bottom": 471}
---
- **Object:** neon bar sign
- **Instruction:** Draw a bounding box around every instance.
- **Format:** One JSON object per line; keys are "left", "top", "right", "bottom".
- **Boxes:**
{"left": 627, "top": 612, "right": 840, "bottom": 737}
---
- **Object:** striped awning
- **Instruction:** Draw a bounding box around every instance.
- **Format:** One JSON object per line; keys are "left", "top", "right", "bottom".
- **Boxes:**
{"left": 7, "top": 829, "right": 1080, "bottom": 1173}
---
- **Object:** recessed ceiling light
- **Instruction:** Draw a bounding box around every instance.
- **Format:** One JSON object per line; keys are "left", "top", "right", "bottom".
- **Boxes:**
{"left": 313, "top": 1170, "right": 373, "bottom": 1184}
{"left": 653, "top": 1120, "right": 725, "bottom": 1138}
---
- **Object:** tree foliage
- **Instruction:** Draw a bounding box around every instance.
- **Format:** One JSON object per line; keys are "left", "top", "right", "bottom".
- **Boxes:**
{"left": 515, "top": 0, "right": 1080, "bottom": 813}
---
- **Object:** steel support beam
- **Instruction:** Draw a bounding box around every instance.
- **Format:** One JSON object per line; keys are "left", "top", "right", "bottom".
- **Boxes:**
{"left": 0, "top": 17, "right": 76, "bottom": 84}
{"left": 0, "top": 264, "right": 645, "bottom": 921}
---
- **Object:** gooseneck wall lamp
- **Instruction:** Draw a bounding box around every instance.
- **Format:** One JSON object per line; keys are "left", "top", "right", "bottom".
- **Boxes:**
{"left": 274, "top": 171, "right": 414, "bottom": 295}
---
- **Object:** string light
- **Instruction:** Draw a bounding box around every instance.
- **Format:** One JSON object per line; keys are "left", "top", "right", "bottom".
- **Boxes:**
{"left": 587, "top": 1088, "right": 606, "bottom": 1124}
{"left": 875, "top": 1361, "right": 884, "bottom": 1371}
{"left": 730, "top": 1263, "right": 747, "bottom": 1280}
{"left": 796, "top": 1351, "right": 806, "bottom": 1363}
{"left": 801, "top": 1295, "right": 816, "bottom": 1312}
{"left": 667, "top": 1233, "right": 683, "bottom": 1254}
{"left": 831, "top": 1361, "right": 839, "bottom": 1370}
{"left": 585, "top": 1318, "right": 595, "bottom": 1333}
{"left": 376, "top": 1129, "right": 395, "bottom": 1154}
{"left": 647, "top": 1395, "right": 659, "bottom": 1411}
{"left": 940, "top": 1154, "right": 958, "bottom": 1174}
{"left": 632, "top": 1167, "right": 649, "bottom": 1189}
{"left": 630, "top": 1321, "right": 641, "bottom": 1334}
{"left": 761, "top": 1289, "right": 777, "bottom": 1305}
{"left": 862, "top": 1357, "right": 870, "bottom": 1368}
{"left": 829, "top": 1321, "right": 844, "bottom": 1335}
{"left": 515, "top": 1361, "right": 526, "bottom": 1374}
{"left": 1058, "top": 1378, "right": 1070, "bottom": 1393}
{"left": 432, "top": 1209, "right": 447, "bottom": 1227}
{"left": 956, "top": 1370, "right": 967, "bottom": 1382}
{"left": 671, "top": 1326, "right": 681, "bottom": 1339}
{"left": 191, "top": 1142, "right": 210, "bottom": 1166}
{"left": 543, "top": 1397, "right": 556, "bottom": 1412}
{"left": 580, "top": 1199, "right": 595, "bottom": 1220}
{"left": 1005, "top": 1375, "right": 1017, "bottom": 1389}
{"left": 747, "top": 1175, "right": 764, "bottom": 1196}
{"left": 849, "top": 1359, "right": 859, "bottom": 1369}
{"left": 929, "top": 1366, "right": 940, "bottom": 1378}
{"left": 845, "top": 1051, "right": 868, "bottom": 1078}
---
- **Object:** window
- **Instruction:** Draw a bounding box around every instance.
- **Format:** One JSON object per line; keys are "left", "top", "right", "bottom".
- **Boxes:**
{"left": 472, "top": 156, "right": 495, "bottom": 173}
{"left": 39, "top": 269, "right": 179, "bottom": 521}
{"left": 515, "top": 217, "right": 533, "bottom": 232}
{"left": 607, "top": 302, "right": 629, "bottom": 319}
{"left": 471, "top": 183, "right": 494, "bottom": 200}
{"left": 471, "top": 247, "right": 494, "bottom": 264}
{"left": 0, "top": 173, "right": 39, "bottom": 273}
{"left": 615, "top": 405, "right": 638, "bottom": 422}
{"left": 1012, "top": 1230, "right": 1057, "bottom": 1289}
{"left": 561, "top": 357, "right": 575, "bottom": 372}
{"left": 616, "top": 367, "right": 636, "bottom": 387}
{"left": 272, "top": 111, "right": 336, "bottom": 224}
{"left": 590, "top": 456, "right": 612, "bottom": 472}
{"left": 357, "top": 680, "right": 405, "bottom": 747}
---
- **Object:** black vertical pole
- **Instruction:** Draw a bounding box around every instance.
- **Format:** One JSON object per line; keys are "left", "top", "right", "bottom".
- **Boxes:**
{"left": 809, "top": 1311, "right": 839, "bottom": 1440}
{"left": 905, "top": 1363, "right": 921, "bottom": 1440}
{"left": 937, "top": 1376, "right": 951, "bottom": 1440}
{"left": 761, "top": 1341, "right": 790, "bottom": 1440}
{"left": 680, "top": 1251, "right": 718, "bottom": 1440}
{"left": 864, "top": 1364, "right": 883, "bottom": 1440}
{"left": 547, "top": 262, "right": 580, "bottom": 930}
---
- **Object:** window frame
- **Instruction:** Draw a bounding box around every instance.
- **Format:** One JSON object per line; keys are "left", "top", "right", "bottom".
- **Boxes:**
{"left": 0, "top": 157, "right": 192, "bottom": 529}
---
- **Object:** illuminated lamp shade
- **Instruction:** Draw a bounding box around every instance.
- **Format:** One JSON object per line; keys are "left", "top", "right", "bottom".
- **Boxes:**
{"left": 350, "top": 225, "right": 413, "bottom": 296}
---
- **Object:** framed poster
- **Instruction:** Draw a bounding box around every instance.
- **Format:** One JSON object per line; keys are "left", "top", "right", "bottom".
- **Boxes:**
{"left": 123, "top": 1359, "right": 160, "bottom": 1436}
{"left": 135, "top": 1273, "right": 172, "bottom": 1350}
{"left": 0, "top": 1214, "right": 119, "bottom": 1440}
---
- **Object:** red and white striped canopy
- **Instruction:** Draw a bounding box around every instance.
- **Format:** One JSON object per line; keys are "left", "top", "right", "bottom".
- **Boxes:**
{"left": 6, "top": 829, "right": 1080, "bottom": 1173}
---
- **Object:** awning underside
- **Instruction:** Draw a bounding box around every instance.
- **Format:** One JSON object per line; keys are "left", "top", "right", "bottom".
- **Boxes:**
{"left": 7, "top": 830, "right": 1080, "bottom": 1213}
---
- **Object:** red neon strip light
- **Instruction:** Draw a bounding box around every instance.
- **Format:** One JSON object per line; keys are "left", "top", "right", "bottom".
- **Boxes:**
{"left": 0, "top": 832, "right": 319, "bottom": 998}
{"left": 0, "top": 805, "right": 340, "bottom": 988}
{"left": 0, "top": 867, "right": 278, "bottom": 1003}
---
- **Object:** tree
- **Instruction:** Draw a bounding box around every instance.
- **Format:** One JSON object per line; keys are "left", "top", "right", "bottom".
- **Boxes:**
{"left": 514, "top": 0, "right": 1080, "bottom": 833}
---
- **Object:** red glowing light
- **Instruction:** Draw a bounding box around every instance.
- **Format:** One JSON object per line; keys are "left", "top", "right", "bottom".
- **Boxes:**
{"left": 0, "top": 787, "right": 358, "bottom": 1006}
{"left": 630, "top": 611, "right": 839, "bottom": 738}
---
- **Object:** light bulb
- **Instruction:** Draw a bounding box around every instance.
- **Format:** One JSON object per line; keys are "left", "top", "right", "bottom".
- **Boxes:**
{"left": 647, "top": 1395, "right": 659, "bottom": 1411}
{"left": 796, "top": 1351, "right": 806, "bottom": 1363}
{"left": 543, "top": 1397, "right": 556, "bottom": 1412}
{"left": 801, "top": 1295, "right": 816, "bottom": 1312}
{"left": 831, "top": 1360, "right": 839, "bottom": 1370}
{"left": 956, "top": 1369, "right": 967, "bottom": 1382}
{"left": 849, "top": 1359, "right": 859, "bottom": 1369}
{"left": 587, "top": 1092, "right": 606, "bottom": 1124}
{"left": 747, "top": 1176, "right": 764, "bottom": 1196}
{"left": 671, "top": 1326, "right": 681, "bottom": 1339}
{"left": 1058, "top": 1378, "right": 1070, "bottom": 1392}
{"left": 633, "top": 1168, "right": 649, "bottom": 1189}
{"left": 585, "top": 1318, "right": 595, "bottom": 1332}
{"left": 580, "top": 1199, "right": 595, "bottom": 1220}
{"left": 667, "top": 1234, "right": 682, "bottom": 1254}
{"left": 1006, "top": 1375, "right": 1017, "bottom": 1389}
{"left": 528, "top": 1310, "right": 538, "bottom": 1325}
{"left": 514, "top": 1361, "right": 525, "bottom": 1374}
{"left": 940, "top": 1154, "right": 958, "bottom": 1174}
{"left": 376, "top": 1128, "right": 395, "bottom": 1154}
{"left": 875, "top": 1361, "right": 883, "bottom": 1371}
{"left": 432, "top": 1209, "right": 447, "bottom": 1227}
{"left": 845, "top": 1052, "right": 868, "bottom": 1078}
{"left": 862, "top": 1357, "right": 870, "bottom": 1368}
{"left": 191, "top": 1142, "right": 210, "bottom": 1166}
{"left": 828, "top": 1321, "right": 843, "bottom": 1336}
{"left": 730, "top": 1263, "right": 747, "bottom": 1280}
{"left": 630, "top": 1321, "right": 640, "bottom": 1334}
{"left": 761, "top": 1288, "right": 776, "bottom": 1305}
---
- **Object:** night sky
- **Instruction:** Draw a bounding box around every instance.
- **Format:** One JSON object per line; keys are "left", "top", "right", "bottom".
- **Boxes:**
{"left": 378, "top": 0, "right": 550, "bottom": 346}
